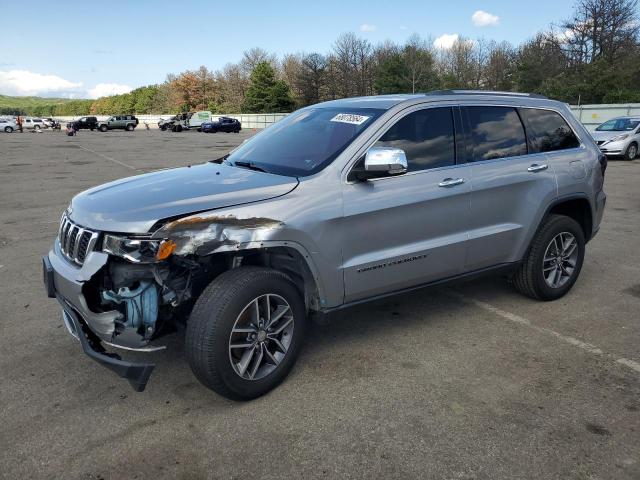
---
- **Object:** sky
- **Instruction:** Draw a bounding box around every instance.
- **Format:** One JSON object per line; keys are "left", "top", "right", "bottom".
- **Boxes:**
{"left": 0, "top": 0, "right": 577, "bottom": 99}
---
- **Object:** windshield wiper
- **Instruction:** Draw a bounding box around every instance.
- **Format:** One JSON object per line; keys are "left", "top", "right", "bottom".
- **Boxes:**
{"left": 233, "top": 161, "right": 269, "bottom": 173}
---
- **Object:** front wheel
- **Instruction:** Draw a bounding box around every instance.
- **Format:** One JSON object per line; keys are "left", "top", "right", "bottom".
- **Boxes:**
{"left": 4, "top": 126, "right": 13, "bottom": 133}
{"left": 513, "top": 214, "right": 585, "bottom": 300}
{"left": 186, "top": 267, "right": 306, "bottom": 400}
{"left": 625, "top": 142, "right": 638, "bottom": 161}
{"left": 34, "top": 125, "right": 41, "bottom": 131}
{"left": 99, "top": 125, "right": 108, "bottom": 132}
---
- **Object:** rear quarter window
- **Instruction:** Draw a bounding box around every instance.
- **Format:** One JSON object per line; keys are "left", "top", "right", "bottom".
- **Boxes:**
{"left": 519, "top": 108, "right": 580, "bottom": 153}
{"left": 464, "top": 106, "right": 527, "bottom": 161}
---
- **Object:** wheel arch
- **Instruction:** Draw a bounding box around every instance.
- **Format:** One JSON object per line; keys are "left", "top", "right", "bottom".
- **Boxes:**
{"left": 543, "top": 194, "right": 594, "bottom": 242}
{"left": 197, "top": 243, "right": 326, "bottom": 314}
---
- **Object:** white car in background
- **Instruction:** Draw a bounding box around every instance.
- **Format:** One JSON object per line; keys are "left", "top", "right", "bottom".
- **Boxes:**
{"left": 21, "top": 117, "right": 45, "bottom": 130}
{"left": 0, "top": 118, "right": 18, "bottom": 133}
{"left": 591, "top": 116, "right": 640, "bottom": 160}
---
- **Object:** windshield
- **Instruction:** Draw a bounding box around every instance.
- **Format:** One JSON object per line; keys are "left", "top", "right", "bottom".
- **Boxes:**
{"left": 596, "top": 118, "right": 640, "bottom": 132}
{"left": 226, "top": 107, "right": 384, "bottom": 176}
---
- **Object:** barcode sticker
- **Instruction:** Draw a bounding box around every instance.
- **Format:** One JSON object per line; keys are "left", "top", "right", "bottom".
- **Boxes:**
{"left": 330, "top": 113, "right": 370, "bottom": 125}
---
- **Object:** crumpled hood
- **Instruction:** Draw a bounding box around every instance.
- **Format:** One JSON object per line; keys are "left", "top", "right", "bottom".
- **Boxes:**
{"left": 69, "top": 162, "right": 298, "bottom": 233}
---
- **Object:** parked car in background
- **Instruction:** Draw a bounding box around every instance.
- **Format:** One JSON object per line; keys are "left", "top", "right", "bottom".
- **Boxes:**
{"left": 161, "top": 111, "right": 213, "bottom": 132}
{"left": 41, "top": 118, "right": 55, "bottom": 128}
{"left": 201, "top": 116, "right": 241, "bottom": 133}
{"left": 74, "top": 116, "right": 99, "bottom": 131}
{"left": 591, "top": 116, "right": 640, "bottom": 160}
{"left": 43, "top": 91, "right": 606, "bottom": 400}
{"left": 0, "top": 118, "right": 18, "bottom": 132}
{"left": 21, "top": 117, "right": 45, "bottom": 130}
{"left": 97, "top": 115, "right": 139, "bottom": 132}
{"left": 158, "top": 115, "right": 178, "bottom": 131}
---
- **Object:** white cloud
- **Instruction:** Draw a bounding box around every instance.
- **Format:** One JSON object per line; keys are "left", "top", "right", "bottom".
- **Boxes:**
{"left": 0, "top": 69, "right": 83, "bottom": 97}
{"left": 471, "top": 10, "right": 500, "bottom": 27}
{"left": 360, "top": 23, "right": 377, "bottom": 32}
{"left": 88, "top": 83, "right": 133, "bottom": 99}
{"left": 0, "top": 69, "right": 134, "bottom": 99}
{"left": 434, "top": 33, "right": 459, "bottom": 49}
{"left": 551, "top": 27, "right": 576, "bottom": 43}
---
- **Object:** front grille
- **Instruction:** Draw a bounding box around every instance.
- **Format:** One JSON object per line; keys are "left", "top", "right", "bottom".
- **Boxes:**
{"left": 58, "top": 214, "right": 99, "bottom": 266}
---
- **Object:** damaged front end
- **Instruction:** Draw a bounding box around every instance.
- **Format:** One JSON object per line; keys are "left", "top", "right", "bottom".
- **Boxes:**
{"left": 81, "top": 241, "right": 215, "bottom": 350}
{"left": 45, "top": 211, "right": 288, "bottom": 391}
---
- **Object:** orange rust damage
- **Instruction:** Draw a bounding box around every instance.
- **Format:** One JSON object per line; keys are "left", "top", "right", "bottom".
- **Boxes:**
{"left": 162, "top": 215, "right": 283, "bottom": 233}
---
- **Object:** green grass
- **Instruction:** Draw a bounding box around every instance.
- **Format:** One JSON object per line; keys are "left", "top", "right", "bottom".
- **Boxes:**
{"left": 0, "top": 94, "right": 91, "bottom": 116}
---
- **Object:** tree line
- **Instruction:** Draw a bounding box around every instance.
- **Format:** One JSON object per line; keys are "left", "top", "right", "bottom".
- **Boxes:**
{"left": 5, "top": 0, "right": 639, "bottom": 117}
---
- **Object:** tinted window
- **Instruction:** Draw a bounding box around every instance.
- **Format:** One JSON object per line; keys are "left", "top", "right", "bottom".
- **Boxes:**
{"left": 227, "top": 107, "right": 384, "bottom": 177}
{"left": 520, "top": 108, "right": 580, "bottom": 152}
{"left": 374, "top": 107, "right": 455, "bottom": 172}
{"left": 466, "top": 106, "right": 527, "bottom": 161}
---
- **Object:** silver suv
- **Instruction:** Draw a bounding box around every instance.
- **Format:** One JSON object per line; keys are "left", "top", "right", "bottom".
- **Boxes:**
{"left": 97, "top": 115, "right": 139, "bottom": 132}
{"left": 43, "top": 91, "right": 607, "bottom": 399}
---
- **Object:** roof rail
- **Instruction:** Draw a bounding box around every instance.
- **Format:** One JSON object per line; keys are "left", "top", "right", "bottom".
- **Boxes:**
{"left": 425, "top": 89, "right": 548, "bottom": 99}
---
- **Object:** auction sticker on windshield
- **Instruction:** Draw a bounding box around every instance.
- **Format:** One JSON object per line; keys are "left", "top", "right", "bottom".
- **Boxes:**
{"left": 330, "top": 113, "right": 370, "bottom": 125}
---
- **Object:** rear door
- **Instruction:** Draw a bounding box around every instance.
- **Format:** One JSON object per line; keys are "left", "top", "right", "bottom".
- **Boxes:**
{"left": 462, "top": 105, "right": 557, "bottom": 270}
{"left": 341, "top": 105, "right": 473, "bottom": 302}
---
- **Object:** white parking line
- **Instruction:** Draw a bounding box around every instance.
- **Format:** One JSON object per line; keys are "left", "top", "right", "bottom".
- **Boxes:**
{"left": 447, "top": 291, "right": 640, "bottom": 374}
{"left": 76, "top": 145, "right": 137, "bottom": 171}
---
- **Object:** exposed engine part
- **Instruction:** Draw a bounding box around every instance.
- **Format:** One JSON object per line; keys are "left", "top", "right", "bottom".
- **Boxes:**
{"left": 102, "top": 281, "right": 159, "bottom": 340}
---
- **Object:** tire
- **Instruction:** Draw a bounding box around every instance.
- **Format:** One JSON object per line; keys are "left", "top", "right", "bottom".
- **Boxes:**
{"left": 99, "top": 125, "right": 108, "bottom": 132}
{"left": 186, "top": 267, "right": 307, "bottom": 400}
{"left": 176, "top": 125, "right": 183, "bottom": 132}
{"left": 90, "top": 128, "right": 94, "bottom": 131}
{"left": 625, "top": 142, "right": 638, "bottom": 161}
{"left": 4, "top": 126, "right": 13, "bottom": 133}
{"left": 513, "top": 214, "right": 585, "bottom": 301}
{"left": 34, "top": 125, "right": 41, "bottom": 131}
{"left": 126, "top": 124, "right": 134, "bottom": 131}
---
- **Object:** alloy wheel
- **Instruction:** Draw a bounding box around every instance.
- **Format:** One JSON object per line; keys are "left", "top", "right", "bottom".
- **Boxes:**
{"left": 228, "top": 294, "right": 294, "bottom": 381}
{"left": 542, "top": 232, "right": 579, "bottom": 288}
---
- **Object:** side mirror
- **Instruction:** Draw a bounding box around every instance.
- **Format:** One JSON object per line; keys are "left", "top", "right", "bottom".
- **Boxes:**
{"left": 357, "top": 147, "right": 408, "bottom": 180}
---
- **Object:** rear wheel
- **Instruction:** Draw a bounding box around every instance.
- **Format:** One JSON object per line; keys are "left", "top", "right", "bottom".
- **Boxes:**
{"left": 513, "top": 214, "right": 585, "bottom": 300}
{"left": 34, "top": 125, "right": 41, "bottom": 131}
{"left": 126, "top": 123, "right": 134, "bottom": 131}
{"left": 176, "top": 124, "right": 183, "bottom": 132}
{"left": 186, "top": 267, "right": 306, "bottom": 400}
{"left": 4, "top": 126, "right": 13, "bottom": 133}
{"left": 625, "top": 142, "right": 638, "bottom": 160}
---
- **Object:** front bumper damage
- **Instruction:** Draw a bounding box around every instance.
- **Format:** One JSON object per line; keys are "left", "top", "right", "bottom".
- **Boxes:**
{"left": 43, "top": 246, "right": 163, "bottom": 391}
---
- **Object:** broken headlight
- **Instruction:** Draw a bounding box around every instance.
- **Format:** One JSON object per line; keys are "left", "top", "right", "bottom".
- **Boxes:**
{"left": 103, "top": 235, "right": 175, "bottom": 263}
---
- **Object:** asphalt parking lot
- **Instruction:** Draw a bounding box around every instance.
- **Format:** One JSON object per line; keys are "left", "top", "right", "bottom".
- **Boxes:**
{"left": 1, "top": 128, "right": 639, "bottom": 480}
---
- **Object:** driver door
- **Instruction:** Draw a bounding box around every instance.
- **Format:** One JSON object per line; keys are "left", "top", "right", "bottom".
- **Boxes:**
{"left": 341, "top": 106, "right": 473, "bottom": 302}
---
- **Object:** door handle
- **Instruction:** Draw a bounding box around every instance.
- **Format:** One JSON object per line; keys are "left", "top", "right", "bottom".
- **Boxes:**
{"left": 527, "top": 163, "right": 548, "bottom": 172}
{"left": 438, "top": 177, "right": 465, "bottom": 187}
